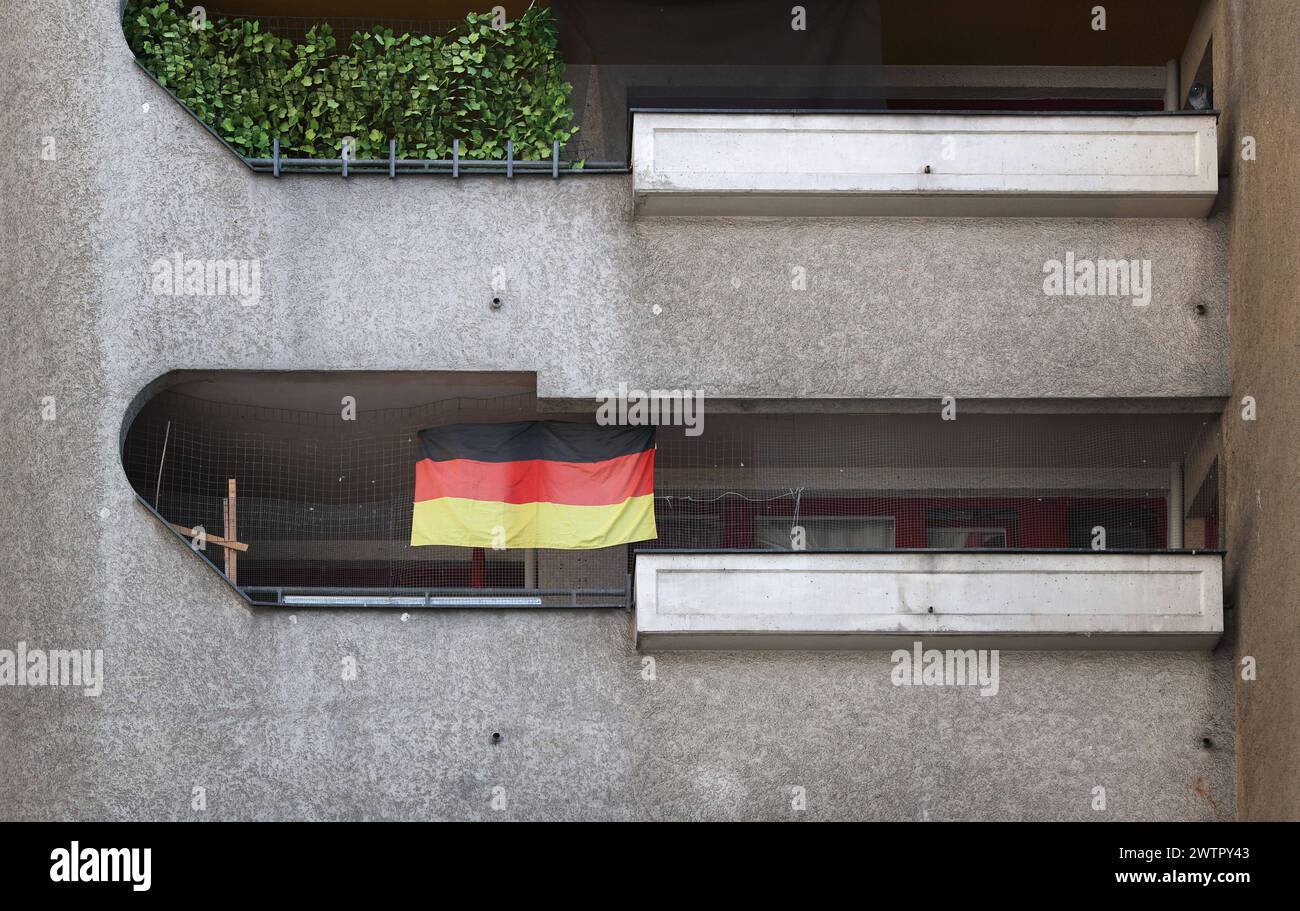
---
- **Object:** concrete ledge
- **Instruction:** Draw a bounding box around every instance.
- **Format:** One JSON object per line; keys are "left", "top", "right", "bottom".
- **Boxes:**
{"left": 634, "top": 551, "right": 1223, "bottom": 649}
{"left": 632, "top": 111, "right": 1219, "bottom": 217}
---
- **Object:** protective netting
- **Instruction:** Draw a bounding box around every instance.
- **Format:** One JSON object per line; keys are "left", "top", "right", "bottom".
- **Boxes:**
{"left": 122, "top": 379, "right": 1220, "bottom": 606}
{"left": 555, "top": 0, "right": 1169, "bottom": 163}
{"left": 196, "top": 0, "right": 1171, "bottom": 168}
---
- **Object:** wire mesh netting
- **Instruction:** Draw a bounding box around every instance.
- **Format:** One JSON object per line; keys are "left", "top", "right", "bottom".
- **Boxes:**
{"left": 135, "top": 1, "right": 1175, "bottom": 172}
{"left": 122, "top": 376, "right": 1221, "bottom": 607}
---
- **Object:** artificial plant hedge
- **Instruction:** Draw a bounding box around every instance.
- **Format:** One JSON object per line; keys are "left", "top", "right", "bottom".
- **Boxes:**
{"left": 123, "top": 1, "right": 579, "bottom": 162}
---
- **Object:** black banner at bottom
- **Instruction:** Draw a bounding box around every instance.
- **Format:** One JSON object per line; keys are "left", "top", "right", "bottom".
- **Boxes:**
{"left": 0, "top": 821, "right": 1279, "bottom": 896}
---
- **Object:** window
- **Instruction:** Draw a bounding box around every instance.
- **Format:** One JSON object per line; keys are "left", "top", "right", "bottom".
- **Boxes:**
{"left": 926, "top": 527, "right": 1008, "bottom": 548}
{"left": 755, "top": 517, "right": 896, "bottom": 550}
{"left": 652, "top": 514, "right": 723, "bottom": 549}
{"left": 1066, "top": 505, "right": 1160, "bottom": 550}
{"left": 926, "top": 507, "right": 1016, "bottom": 548}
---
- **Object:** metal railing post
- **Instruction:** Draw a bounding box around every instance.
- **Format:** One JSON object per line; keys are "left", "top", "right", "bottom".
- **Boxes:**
{"left": 1169, "top": 461, "right": 1185, "bottom": 548}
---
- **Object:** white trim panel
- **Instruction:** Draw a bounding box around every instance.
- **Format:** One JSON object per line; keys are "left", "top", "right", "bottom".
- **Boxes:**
{"left": 635, "top": 551, "right": 1223, "bottom": 649}
{"left": 632, "top": 112, "right": 1219, "bottom": 217}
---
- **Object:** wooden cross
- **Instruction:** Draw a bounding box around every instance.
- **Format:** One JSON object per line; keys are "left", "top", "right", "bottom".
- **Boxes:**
{"left": 169, "top": 478, "right": 247, "bottom": 584}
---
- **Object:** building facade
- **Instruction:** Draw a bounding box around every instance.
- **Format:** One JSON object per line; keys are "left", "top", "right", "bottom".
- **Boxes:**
{"left": 0, "top": 0, "right": 1295, "bottom": 820}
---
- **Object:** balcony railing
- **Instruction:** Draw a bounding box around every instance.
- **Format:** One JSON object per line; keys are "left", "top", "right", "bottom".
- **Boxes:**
{"left": 631, "top": 110, "right": 1219, "bottom": 217}
{"left": 634, "top": 549, "right": 1224, "bottom": 649}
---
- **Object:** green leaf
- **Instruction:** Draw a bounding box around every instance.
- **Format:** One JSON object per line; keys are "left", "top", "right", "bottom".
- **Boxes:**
{"left": 120, "top": 0, "right": 578, "bottom": 168}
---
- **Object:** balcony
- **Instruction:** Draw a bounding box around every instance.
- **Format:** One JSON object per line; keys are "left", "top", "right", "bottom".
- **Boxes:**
{"left": 631, "top": 111, "right": 1219, "bottom": 217}
{"left": 123, "top": 373, "right": 1225, "bottom": 651}
{"left": 635, "top": 550, "right": 1223, "bottom": 650}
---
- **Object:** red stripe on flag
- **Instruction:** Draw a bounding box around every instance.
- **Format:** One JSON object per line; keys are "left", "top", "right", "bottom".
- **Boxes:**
{"left": 414, "top": 449, "right": 655, "bottom": 507}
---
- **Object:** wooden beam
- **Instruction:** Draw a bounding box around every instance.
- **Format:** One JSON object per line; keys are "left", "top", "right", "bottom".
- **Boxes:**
{"left": 226, "top": 479, "right": 239, "bottom": 584}
{"left": 222, "top": 497, "right": 231, "bottom": 577}
{"left": 170, "top": 523, "right": 249, "bottom": 553}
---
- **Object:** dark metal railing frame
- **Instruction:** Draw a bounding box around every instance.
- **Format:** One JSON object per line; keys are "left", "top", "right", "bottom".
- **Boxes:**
{"left": 249, "top": 136, "right": 626, "bottom": 178}
{"left": 242, "top": 582, "right": 631, "bottom": 610}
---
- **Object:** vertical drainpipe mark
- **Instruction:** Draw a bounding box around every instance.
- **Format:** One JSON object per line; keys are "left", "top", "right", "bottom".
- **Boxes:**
{"left": 1165, "top": 59, "right": 1181, "bottom": 111}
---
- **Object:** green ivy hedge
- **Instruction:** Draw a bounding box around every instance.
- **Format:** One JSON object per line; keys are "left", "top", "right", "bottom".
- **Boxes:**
{"left": 123, "top": 1, "right": 579, "bottom": 162}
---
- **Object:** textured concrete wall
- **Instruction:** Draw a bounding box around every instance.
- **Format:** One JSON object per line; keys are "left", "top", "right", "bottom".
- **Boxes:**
{"left": 0, "top": 0, "right": 1236, "bottom": 820}
{"left": 0, "top": 0, "right": 112, "bottom": 819}
{"left": 1219, "top": 0, "right": 1300, "bottom": 821}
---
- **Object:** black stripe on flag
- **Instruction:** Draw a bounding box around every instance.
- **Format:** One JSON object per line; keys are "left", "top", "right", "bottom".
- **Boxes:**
{"left": 418, "top": 421, "right": 655, "bottom": 464}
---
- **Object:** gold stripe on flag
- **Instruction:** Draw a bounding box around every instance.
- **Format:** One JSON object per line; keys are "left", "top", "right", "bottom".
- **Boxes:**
{"left": 410, "top": 494, "right": 657, "bottom": 550}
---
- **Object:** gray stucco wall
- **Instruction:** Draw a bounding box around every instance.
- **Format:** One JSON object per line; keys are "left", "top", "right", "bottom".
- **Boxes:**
{"left": 0, "top": 0, "right": 1236, "bottom": 820}
{"left": 1219, "top": 0, "right": 1300, "bottom": 821}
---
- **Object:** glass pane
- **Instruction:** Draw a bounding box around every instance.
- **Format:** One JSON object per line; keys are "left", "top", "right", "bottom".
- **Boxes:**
{"left": 926, "top": 528, "right": 1008, "bottom": 548}
{"left": 756, "top": 518, "right": 895, "bottom": 550}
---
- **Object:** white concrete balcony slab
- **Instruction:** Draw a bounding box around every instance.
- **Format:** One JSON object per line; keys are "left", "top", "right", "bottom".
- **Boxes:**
{"left": 634, "top": 551, "right": 1223, "bottom": 649}
{"left": 631, "top": 111, "right": 1218, "bottom": 217}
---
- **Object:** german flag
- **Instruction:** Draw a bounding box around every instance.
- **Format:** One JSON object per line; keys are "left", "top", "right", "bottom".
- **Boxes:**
{"left": 410, "top": 421, "right": 657, "bottom": 550}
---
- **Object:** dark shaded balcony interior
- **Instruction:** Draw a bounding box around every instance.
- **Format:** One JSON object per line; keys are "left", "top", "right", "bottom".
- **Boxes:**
{"left": 128, "top": 0, "right": 1213, "bottom": 165}
{"left": 121, "top": 371, "right": 1221, "bottom": 606}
